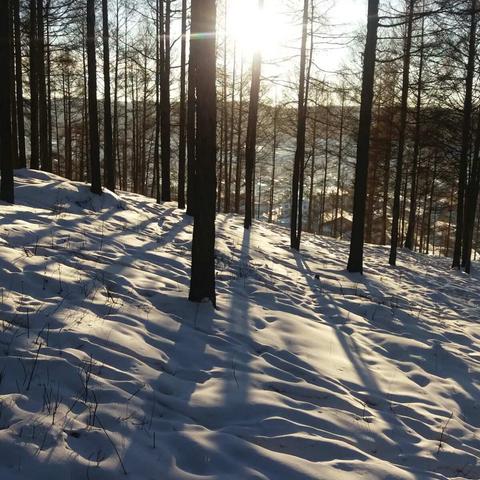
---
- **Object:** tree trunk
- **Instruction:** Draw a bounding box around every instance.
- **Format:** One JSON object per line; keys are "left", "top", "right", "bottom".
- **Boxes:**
{"left": 186, "top": 0, "right": 198, "bottom": 216}
{"left": 36, "top": 0, "right": 49, "bottom": 171}
{"left": 462, "top": 111, "right": 480, "bottom": 273}
{"left": 453, "top": 0, "right": 476, "bottom": 268}
{"left": 389, "top": 0, "right": 414, "bottom": 266}
{"left": 347, "top": 0, "right": 379, "bottom": 273}
{"left": 269, "top": 105, "right": 278, "bottom": 223}
{"left": 234, "top": 55, "right": 244, "bottom": 214}
{"left": 160, "top": 0, "right": 171, "bottom": 202}
{"left": 243, "top": 0, "right": 263, "bottom": 230}
{"left": 29, "top": 0, "right": 39, "bottom": 169}
{"left": 87, "top": 0, "right": 102, "bottom": 195}
{"left": 334, "top": 88, "right": 345, "bottom": 238}
{"left": 14, "top": 0, "right": 26, "bottom": 168}
{"left": 290, "top": 0, "right": 309, "bottom": 249}
{"left": 405, "top": 7, "right": 425, "bottom": 250}
{"left": 1, "top": 0, "right": 14, "bottom": 203}
{"left": 189, "top": 0, "right": 217, "bottom": 306}
{"left": 177, "top": 0, "right": 187, "bottom": 209}
{"left": 103, "top": 0, "right": 115, "bottom": 191}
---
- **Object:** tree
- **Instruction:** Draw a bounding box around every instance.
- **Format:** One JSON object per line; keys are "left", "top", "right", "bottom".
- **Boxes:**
{"left": 13, "top": 0, "right": 26, "bottom": 169}
{"left": 37, "top": 0, "right": 50, "bottom": 172}
{"left": 189, "top": 0, "right": 217, "bottom": 305}
{"left": 87, "top": 0, "right": 102, "bottom": 195}
{"left": 177, "top": 0, "right": 187, "bottom": 209}
{"left": 347, "top": 0, "right": 380, "bottom": 273}
{"left": 462, "top": 111, "right": 480, "bottom": 273}
{"left": 159, "top": 0, "right": 171, "bottom": 202}
{"left": 0, "top": 0, "right": 14, "bottom": 204}
{"left": 186, "top": 0, "right": 197, "bottom": 216}
{"left": 103, "top": 0, "right": 115, "bottom": 191}
{"left": 29, "top": 0, "right": 39, "bottom": 170}
{"left": 244, "top": 0, "right": 264, "bottom": 230}
{"left": 389, "top": 0, "right": 415, "bottom": 267}
{"left": 404, "top": 3, "right": 426, "bottom": 250}
{"left": 290, "top": 0, "right": 309, "bottom": 250}
{"left": 453, "top": 0, "right": 476, "bottom": 268}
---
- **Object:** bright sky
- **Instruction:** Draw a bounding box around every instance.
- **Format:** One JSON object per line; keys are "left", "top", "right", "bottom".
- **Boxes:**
{"left": 225, "top": 0, "right": 367, "bottom": 98}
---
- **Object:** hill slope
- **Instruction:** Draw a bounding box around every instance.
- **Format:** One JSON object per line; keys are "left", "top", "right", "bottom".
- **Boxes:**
{"left": 0, "top": 170, "right": 479, "bottom": 479}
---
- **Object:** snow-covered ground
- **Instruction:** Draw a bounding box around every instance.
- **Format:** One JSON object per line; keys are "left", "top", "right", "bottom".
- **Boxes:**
{"left": 0, "top": 169, "right": 479, "bottom": 480}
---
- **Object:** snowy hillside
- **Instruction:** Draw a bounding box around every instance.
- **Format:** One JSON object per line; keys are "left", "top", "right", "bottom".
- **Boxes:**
{"left": 0, "top": 170, "right": 479, "bottom": 480}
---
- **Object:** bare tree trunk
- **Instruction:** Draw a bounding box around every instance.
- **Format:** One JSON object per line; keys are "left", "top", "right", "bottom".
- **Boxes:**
{"left": 462, "top": 111, "right": 480, "bottom": 272}
{"left": 37, "top": 0, "right": 49, "bottom": 171}
{"left": 0, "top": 0, "right": 14, "bottom": 203}
{"left": 186, "top": 0, "right": 197, "bottom": 215}
{"left": 225, "top": 41, "right": 236, "bottom": 213}
{"left": 308, "top": 103, "right": 318, "bottom": 233}
{"left": 14, "top": 0, "right": 26, "bottom": 168}
{"left": 244, "top": 0, "right": 263, "bottom": 230}
{"left": 389, "top": 0, "right": 414, "bottom": 266}
{"left": 347, "top": 0, "right": 379, "bottom": 273}
{"left": 103, "top": 0, "right": 115, "bottom": 191}
{"left": 113, "top": 0, "right": 121, "bottom": 189}
{"left": 269, "top": 104, "right": 278, "bottom": 223}
{"left": 290, "top": 0, "right": 309, "bottom": 249}
{"left": 320, "top": 101, "right": 330, "bottom": 235}
{"left": 453, "top": 0, "right": 476, "bottom": 268}
{"left": 381, "top": 104, "right": 394, "bottom": 245}
{"left": 177, "top": 0, "right": 187, "bottom": 209}
{"left": 87, "top": 0, "right": 102, "bottom": 194}
{"left": 160, "top": 0, "right": 171, "bottom": 201}
{"left": 405, "top": 6, "right": 425, "bottom": 250}
{"left": 426, "top": 155, "right": 437, "bottom": 255}
{"left": 234, "top": 55, "right": 244, "bottom": 214}
{"left": 334, "top": 88, "right": 345, "bottom": 238}
{"left": 189, "top": 0, "right": 217, "bottom": 306}
{"left": 29, "top": 0, "right": 39, "bottom": 169}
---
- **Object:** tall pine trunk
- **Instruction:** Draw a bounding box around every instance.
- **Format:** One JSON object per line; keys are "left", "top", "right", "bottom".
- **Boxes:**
{"left": 290, "top": 0, "right": 309, "bottom": 250}
{"left": 189, "top": 0, "right": 217, "bottom": 305}
{"left": 87, "top": 0, "right": 102, "bottom": 194}
{"left": 453, "top": 0, "right": 477, "bottom": 268}
{"left": 103, "top": 0, "right": 115, "bottom": 191}
{"left": 405, "top": 7, "right": 425, "bottom": 250}
{"left": 243, "top": 0, "right": 263, "bottom": 230}
{"left": 347, "top": 0, "right": 379, "bottom": 273}
{"left": 177, "top": 0, "right": 187, "bottom": 209}
{"left": 29, "top": 0, "right": 39, "bottom": 169}
{"left": 186, "top": 0, "right": 198, "bottom": 216}
{"left": 37, "top": 0, "right": 50, "bottom": 171}
{"left": 0, "top": 0, "right": 14, "bottom": 203}
{"left": 388, "top": 0, "right": 414, "bottom": 266}
{"left": 159, "top": 0, "right": 171, "bottom": 202}
{"left": 14, "top": 0, "right": 26, "bottom": 168}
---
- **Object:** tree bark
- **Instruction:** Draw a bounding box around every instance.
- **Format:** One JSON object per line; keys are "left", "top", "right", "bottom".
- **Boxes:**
{"left": 347, "top": 0, "right": 379, "bottom": 273}
{"left": 178, "top": 0, "right": 187, "bottom": 209}
{"left": 0, "top": 0, "right": 14, "bottom": 203}
{"left": 290, "top": 0, "right": 309, "bottom": 250}
{"left": 389, "top": 0, "right": 414, "bottom": 266}
{"left": 452, "top": 0, "right": 476, "bottom": 268}
{"left": 87, "top": 0, "right": 102, "bottom": 195}
{"left": 243, "top": 0, "right": 263, "bottom": 230}
{"left": 13, "top": 0, "right": 26, "bottom": 168}
{"left": 103, "top": 0, "right": 115, "bottom": 191}
{"left": 189, "top": 0, "right": 217, "bottom": 306}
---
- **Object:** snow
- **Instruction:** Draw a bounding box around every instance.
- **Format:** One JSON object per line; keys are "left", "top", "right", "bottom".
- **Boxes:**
{"left": 0, "top": 169, "right": 479, "bottom": 479}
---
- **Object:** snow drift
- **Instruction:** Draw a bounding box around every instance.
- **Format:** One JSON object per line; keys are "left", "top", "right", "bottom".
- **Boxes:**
{"left": 0, "top": 170, "right": 479, "bottom": 479}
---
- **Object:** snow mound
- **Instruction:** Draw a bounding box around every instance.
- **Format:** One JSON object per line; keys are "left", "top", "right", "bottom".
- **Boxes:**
{"left": 0, "top": 170, "right": 479, "bottom": 479}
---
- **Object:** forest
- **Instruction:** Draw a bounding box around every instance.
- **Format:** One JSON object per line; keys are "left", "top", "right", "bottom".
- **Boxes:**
{"left": 0, "top": 0, "right": 480, "bottom": 479}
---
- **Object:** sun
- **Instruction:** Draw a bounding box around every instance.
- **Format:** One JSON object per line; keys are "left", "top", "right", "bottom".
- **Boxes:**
{"left": 227, "top": 0, "right": 290, "bottom": 59}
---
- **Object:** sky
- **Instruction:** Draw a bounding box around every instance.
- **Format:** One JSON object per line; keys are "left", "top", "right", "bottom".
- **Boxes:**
{"left": 225, "top": 0, "right": 368, "bottom": 98}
